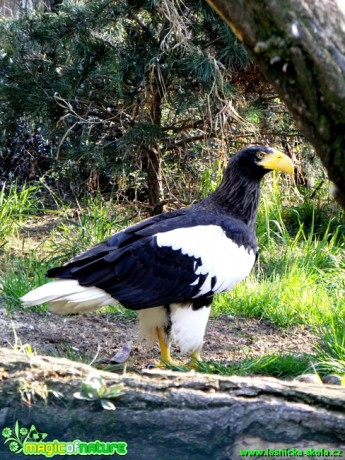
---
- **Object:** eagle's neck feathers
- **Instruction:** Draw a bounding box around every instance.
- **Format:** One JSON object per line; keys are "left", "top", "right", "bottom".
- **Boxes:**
{"left": 197, "top": 160, "right": 261, "bottom": 229}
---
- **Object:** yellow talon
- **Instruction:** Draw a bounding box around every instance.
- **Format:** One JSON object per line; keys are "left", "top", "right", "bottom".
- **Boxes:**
{"left": 189, "top": 351, "right": 202, "bottom": 368}
{"left": 152, "top": 358, "right": 181, "bottom": 368}
{"left": 190, "top": 351, "right": 202, "bottom": 361}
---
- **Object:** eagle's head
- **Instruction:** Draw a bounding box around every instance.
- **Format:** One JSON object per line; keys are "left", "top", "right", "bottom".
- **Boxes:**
{"left": 232, "top": 146, "right": 294, "bottom": 180}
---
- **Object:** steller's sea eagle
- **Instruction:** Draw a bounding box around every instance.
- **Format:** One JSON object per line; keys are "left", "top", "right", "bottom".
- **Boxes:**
{"left": 21, "top": 146, "right": 294, "bottom": 364}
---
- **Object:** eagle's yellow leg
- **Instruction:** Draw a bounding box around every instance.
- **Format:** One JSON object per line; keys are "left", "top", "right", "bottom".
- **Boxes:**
{"left": 156, "top": 326, "right": 174, "bottom": 365}
{"left": 154, "top": 328, "right": 201, "bottom": 368}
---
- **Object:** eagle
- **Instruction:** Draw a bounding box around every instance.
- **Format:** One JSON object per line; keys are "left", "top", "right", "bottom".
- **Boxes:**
{"left": 21, "top": 146, "right": 294, "bottom": 365}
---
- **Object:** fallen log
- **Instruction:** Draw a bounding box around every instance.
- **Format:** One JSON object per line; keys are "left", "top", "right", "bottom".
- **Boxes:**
{"left": 0, "top": 347, "right": 344, "bottom": 459}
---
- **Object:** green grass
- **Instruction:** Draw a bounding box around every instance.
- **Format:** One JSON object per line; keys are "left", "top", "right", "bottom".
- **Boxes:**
{"left": 0, "top": 256, "right": 55, "bottom": 311}
{"left": 163, "top": 353, "right": 314, "bottom": 379}
{"left": 0, "top": 179, "right": 344, "bottom": 380}
{"left": 213, "top": 258, "right": 344, "bottom": 328}
{"left": 0, "top": 182, "right": 43, "bottom": 244}
{"left": 47, "top": 195, "right": 135, "bottom": 263}
{"left": 101, "top": 306, "right": 138, "bottom": 320}
{"left": 193, "top": 353, "right": 313, "bottom": 378}
{"left": 314, "top": 317, "right": 345, "bottom": 375}
{"left": 0, "top": 191, "right": 137, "bottom": 314}
{"left": 213, "top": 190, "right": 345, "bottom": 328}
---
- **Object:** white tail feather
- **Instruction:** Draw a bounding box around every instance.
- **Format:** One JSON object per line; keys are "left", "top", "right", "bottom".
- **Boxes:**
{"left": 20, "top": 279, "right": 116, "bottom": 314}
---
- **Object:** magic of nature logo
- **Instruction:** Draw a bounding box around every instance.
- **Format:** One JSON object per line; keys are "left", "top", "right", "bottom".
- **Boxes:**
{"left": 2, "top": 421, "right": 127, "bottom": 457}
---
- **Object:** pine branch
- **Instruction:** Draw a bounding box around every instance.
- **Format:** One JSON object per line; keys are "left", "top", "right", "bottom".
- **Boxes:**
{"left": 163, "top": 132, "right": 218, "bottom": 151}
{"left": 161, "top": 119, "right": 205, "bottom": 133}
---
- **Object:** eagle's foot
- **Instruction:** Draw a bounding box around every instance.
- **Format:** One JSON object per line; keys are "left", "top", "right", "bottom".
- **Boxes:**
{"left": 154, "top": 327, "right": 203, "bottom": 369}
{"left": 160, "top": 352, "right": 202, "bottom": 369}
{"left": 153, "top": 357, "right": 183, "bottom": 368}
{"left": 147, "top": 353, "right": 202, "bottom": 370}
{"left": 189, "top": 351, "right": 202, "bottom": 369}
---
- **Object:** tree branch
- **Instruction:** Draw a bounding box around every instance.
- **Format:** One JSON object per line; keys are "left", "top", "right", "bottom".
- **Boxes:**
{"left": 163, "top": 132, "right": 218, "bottom": 151}
{"left": 161, "top": 119, "right": 205, "bottom": 133}
{"left": 206, "top": 0, "right": 345, "bottom": 209}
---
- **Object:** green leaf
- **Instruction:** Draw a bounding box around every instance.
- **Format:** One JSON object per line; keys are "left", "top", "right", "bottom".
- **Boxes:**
{"left": 4, "top": 437, "right": 17, "bottom": 444}
{"left": 100, "top": 399, "right": 116, "bottom": 410}
{"left": 14, "top": 421, "right": 20, "bottom": 441}
{"left": 80, "top": 377, "right": 106, "bottom": 398}
{"left": 105, "top": 384, "right": 124, "bottom": 398}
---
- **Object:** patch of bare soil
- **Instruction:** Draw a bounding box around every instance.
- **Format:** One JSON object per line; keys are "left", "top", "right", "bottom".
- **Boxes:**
{"left": 0, "top": 306, "right": 317, "bottom": 370}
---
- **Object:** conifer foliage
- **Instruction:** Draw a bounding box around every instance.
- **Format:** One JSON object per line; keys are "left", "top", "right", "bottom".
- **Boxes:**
{"left": 0, "top": 0, "right": 250, "bottom": 210}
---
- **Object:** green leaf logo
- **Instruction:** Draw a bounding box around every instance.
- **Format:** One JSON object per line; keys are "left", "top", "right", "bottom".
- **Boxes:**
{"left": 2, "top": 422, "right": 48, "bottom": 454}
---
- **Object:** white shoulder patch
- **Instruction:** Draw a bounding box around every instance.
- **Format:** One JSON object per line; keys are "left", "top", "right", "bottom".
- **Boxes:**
{"left": 155, "top": 225, "right": 255, "bottom": 295}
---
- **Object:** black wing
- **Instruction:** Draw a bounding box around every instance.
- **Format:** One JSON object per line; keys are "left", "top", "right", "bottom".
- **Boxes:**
{"left": 47, "top": 209, "right": 256, "bottom": 310}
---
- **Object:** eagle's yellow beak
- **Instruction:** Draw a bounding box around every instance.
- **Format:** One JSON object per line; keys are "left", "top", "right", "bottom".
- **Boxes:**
{"left": 259, "top": 150, "right": 294, "bottom": 176}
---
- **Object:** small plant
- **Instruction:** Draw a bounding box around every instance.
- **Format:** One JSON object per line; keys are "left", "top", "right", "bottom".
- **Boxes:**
{"left": 74, "top": 377, "right": 124, "bottom": 410}
{"left": 7, "top": 323, "right": 35, "bottom": 356}
{"left": 50, "top": 345, "right": 95, "bottom": 364}
{"left": 198, "top": 160, "right": 223, "bottom": 199}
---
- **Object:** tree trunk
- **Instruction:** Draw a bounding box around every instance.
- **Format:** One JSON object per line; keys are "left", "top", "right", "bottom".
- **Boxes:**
{"left": 0, "top": 0, "right": 59, "bottom": 17}
{"left": 206, "top": 0, "right": 345, "bottom": 210}
{"left": 145, "top": 146, "right": 164, "bottom": 215}
{"left": 144, "top": 68, "right": 164, "bottom": 215}
{"left": 1, "top": 348, "right": 345, "bottom": 460}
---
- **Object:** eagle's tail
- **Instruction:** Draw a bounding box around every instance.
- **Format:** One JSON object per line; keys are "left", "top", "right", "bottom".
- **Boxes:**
{"left": 20, "top": 279, "right": 116, "bottom": 314}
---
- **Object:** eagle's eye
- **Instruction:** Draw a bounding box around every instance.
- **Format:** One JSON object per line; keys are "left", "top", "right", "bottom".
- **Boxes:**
{"left": 256, "top": 151, "right": 265, "bottom": 159}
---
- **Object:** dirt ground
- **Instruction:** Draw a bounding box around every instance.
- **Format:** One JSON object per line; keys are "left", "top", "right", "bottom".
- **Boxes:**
{"left": 0, "top": 305, "right": 317, "bottom": 369}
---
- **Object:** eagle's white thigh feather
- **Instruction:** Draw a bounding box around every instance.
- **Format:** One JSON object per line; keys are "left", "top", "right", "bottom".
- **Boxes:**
{"left": 138, "top": 306, "right": 167, "bottom": 345}
{"left": 170, "top": 303, "right": 210, "bottom": 355}
{"left": 138, "top": 304, "right": 210, "bottom": 355}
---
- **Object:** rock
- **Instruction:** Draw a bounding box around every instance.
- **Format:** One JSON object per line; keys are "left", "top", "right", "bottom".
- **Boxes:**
{"left": 323, "top": 374, "right": 343, "bottom": 385}
{"left": 294, "top": 373, "right": 323, "bottom": 384}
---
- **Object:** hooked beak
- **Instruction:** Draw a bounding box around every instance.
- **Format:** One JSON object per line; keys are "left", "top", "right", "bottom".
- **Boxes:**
{"left": 259, "top": 150, "right": 294, "bottom": 176}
